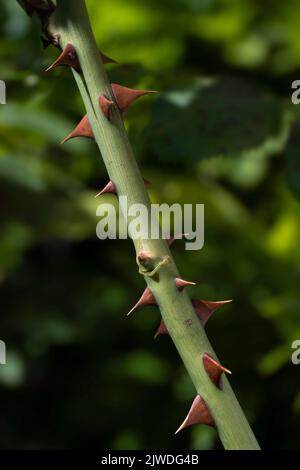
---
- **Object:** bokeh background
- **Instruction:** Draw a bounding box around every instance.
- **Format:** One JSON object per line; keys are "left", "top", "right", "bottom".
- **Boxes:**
{"left": 0, "top": 0, "right": 300, "bottom": 450}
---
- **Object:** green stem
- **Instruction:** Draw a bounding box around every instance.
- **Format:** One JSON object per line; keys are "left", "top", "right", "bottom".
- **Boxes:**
{"left": 45, "top": 0, "right": 259, "bottom": 450}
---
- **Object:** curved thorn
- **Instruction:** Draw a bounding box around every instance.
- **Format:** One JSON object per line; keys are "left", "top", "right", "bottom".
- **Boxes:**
{"left": 202, "top": 300, "right": 232, "bottom": 309}
{"left": 111, "top": 83, "right": 158, "bottom": 114}
{"left": 95, "top": 177, "right": 149, "bottom": 199}
{"left": 46, "top": 43, "right": 79, "bottom": 72}
{"left": 61, "top": 115, "right": 93, "bottom": 144}
{"left": 47, "top": 46, "right": 116, "bottom": 72}
{"left": 192, "top": 299, "right": 232, "bottom": 326}
{"left": 154, "top": 320, "right": 168, "bottom": 339}
{"left": 202, "top": 353, "right": 232, "bottom": 389}
{"left": 175, "top": 395, "right": 215, "bottom": 434}
{"left": 175, "top": 278, "right": 196, "bottom": 290}
{"left": 127, "top": 288, "right": 156, "bottom": 316}
{"left": 95, "top": 180, "right": 116, "bottom": 198}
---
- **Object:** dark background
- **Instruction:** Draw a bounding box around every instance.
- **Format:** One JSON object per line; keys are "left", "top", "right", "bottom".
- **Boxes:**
{"left": 0, "top": 0, "right": 300, "bottom": 450}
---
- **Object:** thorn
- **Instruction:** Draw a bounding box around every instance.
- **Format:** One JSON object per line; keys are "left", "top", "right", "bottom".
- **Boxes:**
{"left": 127, "top": 288, "right": 156, "bottom": 316}
{"left": 175, "top": 278, "right": 196, "bottom": 290}
{"left": 175, "top": 395, "right": 215, "bottom": 434}
{"left": 99, "top": 95, "right": 114, "bottom": 120}
{"left": 154, "top": 320, "right": 168, "bottom": 339}
{"left": 46, "top": 45, "right": 115, "bottom": 73}
{"left": 95, "top": 177, "right": 149, "bottom": 197}
{"left": 95, "top": 180, "right": 116, "bottom": 198}
{"left": 61, "top": 115, "right": 93, "bottom": 144}
{"left": 100, "top": 51, "right": 117, "bottom": 65}
{"left": 111, "top": 83, "right": 158, "bottom": 114}
{"left": 202, "top": 300, "right": 233, "bottom": 309}
{"left": 202, "top": 353, "right": 232, "bottom": 389}
{"left": 192, "top": 299, "right": 232, "bottom": 326}
{"left": 46, "top": 43, "right": 79, "bottom": 72}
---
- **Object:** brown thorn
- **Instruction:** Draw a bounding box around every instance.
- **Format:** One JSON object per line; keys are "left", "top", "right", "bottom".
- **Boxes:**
{"left": 202, "top": 300, "right": 232, "bottom": 310}
{"left": 175, "top": 395, "right": 215, "bottom": 434}
{"left": 46, "top": 43, "right": 79, "bottom": 72}
{"left": 175, "top": 278, "right": 196, "bottom": 290}
{"left": 192, "top": 299, "right": 232, "bottom": 326}
{"left": 154, "top": 320, "right": 168, "bottom": 339}
{"left": 95, "top": 177, "right": 149, "bottom": 197}
{"left": 202, "top": 353, "right": 232, "bottom": 390}
{"left": 127, "top": 288, "right": 156, "bottom": 316}
{"left": 61, "top": 115, "right": 93, "bottom": 144}
{"left": 111, "top": 83, "right": 158, "bottom": 114}
{"left": 95, "top": 181, "right": 116, "bottom": 198}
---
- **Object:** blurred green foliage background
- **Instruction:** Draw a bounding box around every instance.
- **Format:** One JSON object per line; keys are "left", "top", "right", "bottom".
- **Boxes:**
{"left": 0, "top": 0, "right": 300, "bottom": 450}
